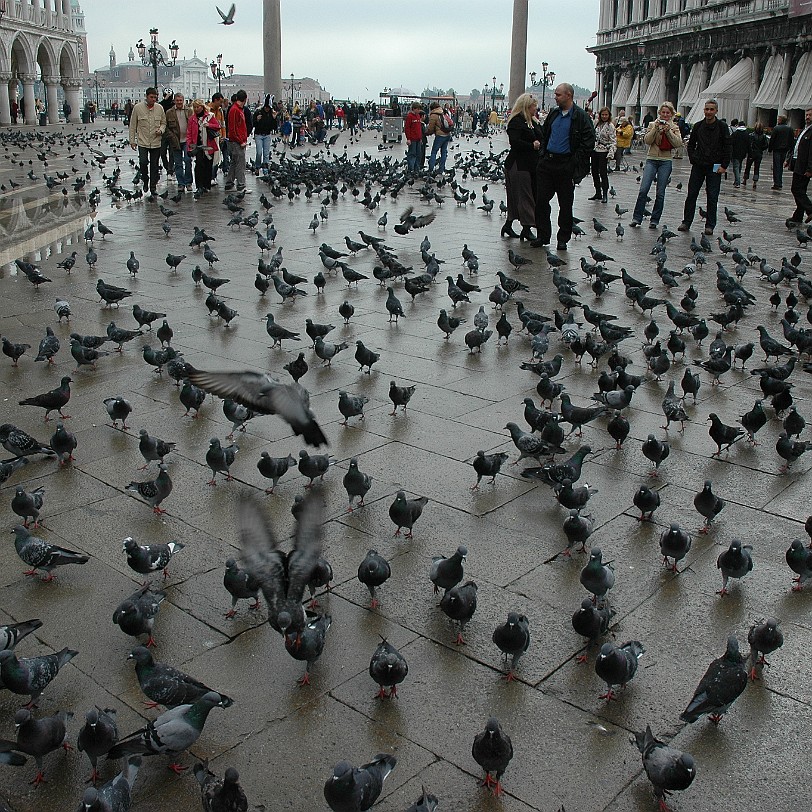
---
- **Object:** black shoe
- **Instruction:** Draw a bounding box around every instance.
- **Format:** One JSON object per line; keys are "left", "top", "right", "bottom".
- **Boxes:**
{"left": 602, "top": 193, "right": 608, "bottom": 203}
{"left": 500, "top": 223, "right": 519, "bottom": 238}
{"left": 629, "top": 221, "right": 641, "bottom": 228}
{"left": 520, "top": 226, "right": 536, "bottom": 241}
{"left": 556, "top": 242, "right": 568, "bottom": 251}
{"left": 530, "top": 238, "right": 549, "bottom": 248}
{"left": 649, "top": 222, "right": 659, "bottom": 229}
{"left": 677, "top": 222, "right": 690, "bottom": 232}
{"left": 703, "top": 228, "right": 714, "bottom": 236}
{"left": 588, "top": 193, "right": 602, "bottom": 200}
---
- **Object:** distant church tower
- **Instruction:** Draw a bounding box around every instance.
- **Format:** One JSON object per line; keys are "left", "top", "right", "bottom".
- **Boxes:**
{"left": 109, "top": 44, "right": 116, "bottom": 69}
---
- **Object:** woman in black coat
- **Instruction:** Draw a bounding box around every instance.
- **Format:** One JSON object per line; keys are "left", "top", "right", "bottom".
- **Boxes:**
{"left": 504, "top": 93, "right": 543, "bottom": 241}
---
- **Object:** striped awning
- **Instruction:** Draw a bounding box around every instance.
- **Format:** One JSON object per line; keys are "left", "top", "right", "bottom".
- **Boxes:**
{"left": 752, "top": 53, "right": 786, "bottom": 108}
{"left": 612, "top": 73, "right": 633, "bottom": 108}
{"left": 626, "top": 75, "right": 641, "bottom": 108}
{"left": 678, "top": 62, "right": 703, "bottom": 110}
{"left": 641, "top": 67, "right": 666, "bottom": 107}
{"left": 703, "top": 57, "right": 754, "bottom": 100}
{"left": 784, "top": 51, "right": 812, "bottom": 110}
{"left": 687, "top": 60, "right": 731, "bottom": 123}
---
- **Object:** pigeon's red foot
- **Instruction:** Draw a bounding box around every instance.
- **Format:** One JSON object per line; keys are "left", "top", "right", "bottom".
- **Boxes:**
{"left": 86, "top": 768, "right": 100, "bottom": 785}
{"left": 146, "top": 635, "right": 157, "bottom": 648}
{"left": 29, "top": 770, "right": 46, "bottom": 786}
{"left": 167, "top": 762, "right": 187, "bottom": 774}
{"left": 575, "top": 653, "right": 588, "bottom": 664}
{"left": 375, "top": 685, "right": 388, "bottom": 699}
{"left": 224, "top": 609, "right": 237, "bottom": 619}
{"left": 599, "top": 689, "right": 617, "bottom": 701}
{"left": 708, "top": 713, "right": 723, "bottom": 725}
{"left": 297, "top": 672, "right": 311, "bottom": 687}
{"left": 143, "top": 701, "right": 159, "bottom": 709}
{"left": 455, "top": 633, "right": 466, "bottom": 646}
{"left": 749, "top": 666, "right": 760, "bottom": 681}
{"left": 716, "top": 587, "right": 729, "bottom": 597}
{"left": 502, "top": 670, "right": 518, "bottom": 683}
{"left": 369, "top": 598, "right": 380, "bottom": 609}
{"left": 249, "top": 599, "right": 261, "bottom": 611}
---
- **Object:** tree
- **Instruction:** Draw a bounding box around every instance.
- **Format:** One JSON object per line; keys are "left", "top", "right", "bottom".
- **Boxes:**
{"left": 470, "top": 88, "right": 481, "bottom": 100}
{"left": 446, "top": 88, "right": 456, "bottom": 97}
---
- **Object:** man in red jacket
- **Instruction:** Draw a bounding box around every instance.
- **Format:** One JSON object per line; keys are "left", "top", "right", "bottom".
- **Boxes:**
{"left": 405, "top": 102, "right": 423, "bottom": 173}
{"left": 224, "top": 88, "right": 249, "bottom": 192}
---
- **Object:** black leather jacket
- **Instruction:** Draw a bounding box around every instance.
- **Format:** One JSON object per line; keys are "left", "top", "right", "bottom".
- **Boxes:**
{"left": 539, "top": 104, "right": 596, "bottom": 183}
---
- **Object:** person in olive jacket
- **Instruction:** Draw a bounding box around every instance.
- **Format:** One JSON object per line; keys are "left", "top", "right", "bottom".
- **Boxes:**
{"left": 503, "top": 93, "right": 543, "bottom": 241}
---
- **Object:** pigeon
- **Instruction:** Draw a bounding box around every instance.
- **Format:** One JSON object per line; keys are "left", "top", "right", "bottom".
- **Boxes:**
{"left": 125, "top": 465, "right": 173, "bottom": 515}
{"left": 104, "top": 396, "right": 133, "bottom": 430}
{"left": 3, "top": 708, "right": 71, "bottom": 785}
{"left": 34, "top": 327, "right": 60, "bottom": 364}
{"left": 389, "top": 491, "right": 428, "bottom": 538}
{"left": 633, "top": 485, "right": 660, "bottom": 522}
{"left": 507, "top": 249, "right": 532, "bottom": 269}
{"left": 471, "top": 450, "right": 509, "bottom": 489}
{"left": 0, "top": 619, "right": 42, "bottom": 653}
{"left": 239, "top": 489, "right": 324, "bottom": 641}
{"left": 747, "top": 618, "right": 783, "bottom": 681}
{"left": 716, "top": 539, "right": 754, "bottom": 596}
{"left": 358, "top": 549, "right": 390, "bottom": 609}
{"left": 194, "top": 761, "right": 248, "bottom": 812}
{"left": 632, "top": 725, "right": 696, "bottom": 812}
{"left": 122, "top": 537, "right": 184, "bottom": 579}
{"left": 79, "top": 755, "right": 141, "bottom": 811}
{"left": 572, "top": 598, "right": 615, "bottom": 663}
{"left": 2, "top": 337, "right": 31, "bottom": 365}
{"left": 595, "top": 640, "right": 644, "bottom": 700}
{"left": 11, "top": 485, "right": 45, "bottom": 528}
{"left": 521, "top": 445, "right": 592, "bottom": 487}
{"left": 0, "top": 456, "right": 29, "bottom": 484}
{"left": 429, "top": 546, "right": 467, "bottom": 595}
{"left": 787, "top": 538, "right": 812, "bottom": 590}
{"left": 323, "top": 753, "right": 397, "bottom": 812}
{"left": 659, "top": 523, "right": 692, "bottom": 572}
{"left": 77, "top": 707, "right": 119, "bottom": 784}
{"left": 113, "top": 584, "right": 166, "bottom": 647}
{"left": 355, "top": 340, "right": 380, "bottom": 374}
{"left": 439, "top": 580, "right": 478, "bottom": 645}
{"left": 205, "top": 438, "right": 239, "bottom": 485}
{"left": 642, "top": 434, "right": 670, "bottom": 475}
{"left": 216, "top": 3, "right": 236, "bottom": 24}
{"left": 106, "top": 691, "right": 225, "bottom": 773}
{"left": 132, "top": 304, "right": 166, "bottom": 330}
{"left": 343, "top": 457, "right": 372, "bottom": 511}
{"left": 19, "top": 376, "right": 72, "bottom": 421}
{"left": 369, "top": 639, "right": 408, "bottom": 698}
{"left": 404, "top": 786, "right": 439, "bottom": 812}
{"left": 388, "top": 380, "right": 416, "bottom": 414}
{"left": 492, "top": 612, "right": 530, "bottom": 682}
{"left": 11, "top": 525, "right": 88, "bottom": 582}
{"left": 338, "top": 391, "right": 369, "bottom": 426}
{"left": 222, "top": 558, "right": 261, "bottom": 619}
{"left": 279, "top": 610, "right": 331, "bottom": 687}
{"left": 283, "top": 352, "right": 309, "bottom": 383}
{"left": 264, "top": 313, "right": 300, "bottom": 348}
{"left": 54, "top": 298, "right": 72, "bottom": 322}
{"left": 185, "top": 365, "right": 327, "bottom": 447}
{"left": 563, "top": 509, "right": 594, "bottom": 555}
{"left": 385, "top": 287, "right": 404, "bottom": 322}
{"left": 137, "top": 430, "right": 176, "bottom": 470}
{"left": 339, "top": 300, "right": 355, "bottom": 324}
{"left": 128, "top": 646, "right": 234, "bottom": 710}
{"left": 437, "top": 308, "right": 466, "bottom": 338}
{"left": 298, "top": 450, "right": 334, "bottom": 487}
{"left": 472, "top": 718, "right": 513, "bottom": 797}
{"left": 0, "top": 647, "right": 78, "bottom": 706}
{"left": 776, "top": 431, "right": 812, "bottom": 472}
{"left": 580, "top": 547, "right": 615, "bottom": 601}
{"left": 256, "top": 452, "right": 297, "bottom": 494}
{"left": 693, "top": 480, "right": 725, "bottom": 531}
{"left": 707, "top": 413, "right": 744, "bottom": 457}
{"left": 680, "top": 636, "right": 748, "bottom": 725}
{"left": 465, "top": 328, "right": 493, "bottom": 353}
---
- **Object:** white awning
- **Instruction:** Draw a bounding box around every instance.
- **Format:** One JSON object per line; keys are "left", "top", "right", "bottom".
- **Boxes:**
{"left": 678, "top": 62, "right": 703, "bottom": 110}
{"left": 784, "top": 51, "right": 812, "bottom": 110}
{"left": 641, "top": 67, "right": 666, "bottom": 107}
{"left": 687, "top": 60, "right": 734, "bottom": 124}
{"left": 703, "top": 57, "right": 754, "bottom": 100}
{"left": 613, "top": 73, "right": 632, "bottom": 108}
{"left": 752, "top": 53, "right": 786, "bottom": 108}
{"left": 626, "top": 75, "right": 641, "bottom": 108}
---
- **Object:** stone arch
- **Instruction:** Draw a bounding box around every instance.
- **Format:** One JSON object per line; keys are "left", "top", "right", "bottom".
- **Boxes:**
{"left": 58, "top": 41, "right": 78, "bottom": 80}
{"left": 34, "top": 37, "right": 58, "bottom": 79}
{"left": 10, "top": 33, "right": 35, "bottom": 77}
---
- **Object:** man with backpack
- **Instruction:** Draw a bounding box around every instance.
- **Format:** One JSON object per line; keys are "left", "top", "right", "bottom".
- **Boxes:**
{"left": 427, "top": 102, "right": 453, "bottom": 173}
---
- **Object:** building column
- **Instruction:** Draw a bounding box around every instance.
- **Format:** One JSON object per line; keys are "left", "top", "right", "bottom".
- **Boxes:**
{"left": 778, "top": 46, "right": 793, "bottom": 118}
{"left": 45, "top": 76, "right": 61, "bottom": 124}
{"left": 612, "top": 68, "right": 621, "bottom": 114}
{"left": 64, "top": 79, "right": 82, "bottom": 123}
{"left": 596, "top": 69, "right": 605, "bottom": 107}
{"left": 678, "top": 61, "right": 687, "bottom": 103}
{"left": 0, "top": 75, "right": 11, "bottom": 125}
{"left": 747, "top": 53, "right": 761, "bottom": 125}
{"left": 263, "top": 0, "right": 282, "bottom": 103}
{"left": 508, "top": 0, "right": 528, "bottom": 108}
{"left": 22, "top": 75, "right": 37, "bottom": 125}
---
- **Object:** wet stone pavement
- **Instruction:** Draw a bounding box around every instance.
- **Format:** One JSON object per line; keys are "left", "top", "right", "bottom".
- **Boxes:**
{"left": 0, "top": 121, "right": 810, "bottom": 812}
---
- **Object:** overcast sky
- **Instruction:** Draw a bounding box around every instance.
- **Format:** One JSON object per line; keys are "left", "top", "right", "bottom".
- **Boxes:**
{"left": 79, "top": 0, "right": 599, "bottom": 99}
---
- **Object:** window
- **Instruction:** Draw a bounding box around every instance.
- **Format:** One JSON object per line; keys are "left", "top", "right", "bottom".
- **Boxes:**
{"left": 643, "top": 0, "right": 650, "bottom": 18}
{"left": 613, "top": 0, "right": 619, "bottom": 25}
{"left": 627, "top": 0, "right": 634, "bottom": 21}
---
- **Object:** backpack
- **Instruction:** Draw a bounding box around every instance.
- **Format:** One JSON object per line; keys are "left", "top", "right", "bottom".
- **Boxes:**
{"left": 438, "top": 112, "right": 454, "bottom": 135}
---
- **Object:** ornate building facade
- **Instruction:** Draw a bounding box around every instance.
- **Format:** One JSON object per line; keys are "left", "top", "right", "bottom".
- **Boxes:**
{"left": 0, "top": 0, "right": 85, "bottom": 124}
{"left": 590, "top": 0, "right": 812, "bottom": 127}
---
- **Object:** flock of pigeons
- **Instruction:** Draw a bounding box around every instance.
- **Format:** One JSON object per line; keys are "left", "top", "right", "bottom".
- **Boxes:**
{"left": 0, "top": 110, "right": 809, "bottom": 812}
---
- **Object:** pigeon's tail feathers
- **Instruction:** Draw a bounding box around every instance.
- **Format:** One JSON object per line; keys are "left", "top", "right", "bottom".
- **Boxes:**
{"left": 53, "top": 549, "right": 89, "bottom": 567}
{"left": 122, "top": 755, "right": 142, "bottom": 787}
{"left": 193, "top": 759, "right": 212, "bottom": 787}
{"left": 365, "top": 752, "right": 397, "bottom": 782}
{"left": 679, "top": 693, "right": 709, "bottom": 723}
{"left": 57, "top": 648, "right": 80, "bottom": 668}
{"left": 0, "top": 750, "right": 26, "bottom": 766}
{"left": 107, "top": 734, "right": 149, "bottom": 760}
{"left": 632, "top": 725, "right": 656, "bottom": 754}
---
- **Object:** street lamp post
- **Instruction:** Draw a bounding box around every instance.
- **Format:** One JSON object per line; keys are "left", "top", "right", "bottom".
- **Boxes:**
{"left": 209, "top": 54, "right": 234, "bottom": 96}
{"left": 135, "top": 28, "right": 179, "bottom": 90}
{"left": 288, "top": 73, "right": 301, "bottom": 109}
{"left": 529, "top": 62, "right": 556, "bottom": 112}
{"left": 91, "top": 70, "right": 103, "bottom": 110}
{"left": 484, "top": 75, "right": 503, "bottom": 112}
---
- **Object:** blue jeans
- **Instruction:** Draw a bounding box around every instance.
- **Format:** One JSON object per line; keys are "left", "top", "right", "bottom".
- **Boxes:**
{"left": 254, "top": 133, "right": 271, "bottom": 168}
{"left": 632, "top": 159, "right": 672, "bottom": 225}
{"left": 683, "top": 163, "right": 723, "bottom": 231}
{"left": 406, "top": 140, "right": 421, "bottom": 172}
{"left": 730, "top": 157, "right": 743, "bottom": 186}
{"left": 429, "top": 134, "right": 451, "bottom": 172}
{"left": 173, "top": 145, "right": 192, "bottom": 188}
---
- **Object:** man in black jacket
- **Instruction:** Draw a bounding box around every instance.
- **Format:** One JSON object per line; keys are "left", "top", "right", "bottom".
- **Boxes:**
{"left": 678, "top": 99, "right": 731, "bottom": 236}
{"left": 769, "top": 115, "right": 793, "bottom": 189}
{"left": 530, "top": 83, "right": 595, "bottom": 251}
{"left": 787, "top": 108, "right": 812, "bottom": 227}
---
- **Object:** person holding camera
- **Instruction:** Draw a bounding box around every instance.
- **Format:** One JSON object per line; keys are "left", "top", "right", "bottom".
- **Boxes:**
{"left": 629, "top": 101, "right": 682, "bottom": 229}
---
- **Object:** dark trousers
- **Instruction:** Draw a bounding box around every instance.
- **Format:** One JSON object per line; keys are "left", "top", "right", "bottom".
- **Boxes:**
{"left": 138, "top": 146, "right": 161, "bottom": 193}
{"left": 772, "top": 152, "right": 785, "bottom": 188}
{"left": 682, "top": 163, "right": 722, "bottom": 231}
{"left": 535, "top": 157, "right": 575, "bottom": 245}
{"left": 194, "top": 155, "right": 213, "bottom": 191}
{"left": 590, "top": 151, "right": 609, "bottom": 194}
{"left": 790, "top": 171, "right": 812, "bottom": 222}
{"left": 743, "top": 156, "right": 762, "bottom": 182}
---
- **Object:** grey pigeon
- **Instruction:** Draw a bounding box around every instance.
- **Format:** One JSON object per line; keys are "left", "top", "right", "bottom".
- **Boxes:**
{"left": 572, "top": 598, "right": 615, "bottom": 663}
{"left": 465, "top": 328, "right": 493, "bottom": 353}
{"left": 747, "top": 618, "right": 783, "bottom": 681}
{"left": 122, "top": 537, "right": 184, "bottom": 579}
{"left": 659, "top": 523, "right": 692, "bottom": 572}
{"left": 358, "top": 550, "right": 391, "bottom": 609}
{"left": 389, "top": 380, "right": 416, "bottom": 414}
{"left": 19, "top": 376, "right": 72, "bottom": 421}
{"left": 633, "top": 485, "right": 660, "bottom": 521}
{"left": 223, "top": 558, "right": 261, "bottom": 618}
{"left": 137, "top": 429, "right": 175, "bottom": 470}
{"left": 0, "top": 456, "right": 28, "bottom": 484}
{"left": 50, "top": 422, "right": 77, "bottom": 467}
{"left": 632, "top": 726, "right": 696, "bottom": 812}
{"left": 563, "top": 509, "right": 594, "bottom": 555}
{"left": 106, "top": 691, "right": 225, "bottom": 773}
{"left": 128, "top": 646, "right": 234, "bottom": 709}
{"left": 430, "top": 546, "right": 467, "bottom": 594}
{"left": 405, "top": 786, "right": 439, "bottom": 812}
{"left": 492, "top": 612, "right": 530, "bottom": 681}
{"left": 280, "top": 611, "right": 331, "bottom": 686}
{"left": 3, "top": 708, "right": 71, "bottom": 785}
{"left": 385, "top": 287, "right": 404, "bottom": 322}
{"left": 786, "top": 538, "right": 812, "bottom": 591}
{"left": 471, "top": 450, "right": 509, "bottom": 489}
{"left": 78, "top": 755, "right": 141, "bottom": 812}
{"left": 256, "top": 452, "right": 297, "bottom": 494}
{"left": 11, "top": 485, "right": 45, "bottom": 528}
{"left": 338, "top": 391, "right": 369, "bottom": 425}
{"left": 595, "top": 640, "right": 644, "bottom": 700}
{"left": 11, "top": 525, "right": 88, "bottom": 581}
{"left": 0, "top": 618, "right": 42, "bottom": 653}
{"left": 77, "top": 707, "right": 119, "bottom": 784}
{"left": 113, "top": 584, "right": 166, "bottom": 647}
{"left": 716, "top": 539, "right": 753, "bottom": 596}
{"left": 104, "top": 396, "right": 132, "bottom": 430}
{"left": 369, "top": 639, "right": 408, "bottom": 698}
{"left": 323, "top": 753, "right": 397, "bottom": 812}
{"left": 439, "top": 580, "right": 478, "bottom": 644}
{"left": 680, "top": 636, "right": 748, "bottom": 724}
{"left": 472, "top": 717, "right": 513, "bottom": 797}
{"left": 343, "top": 458, "right": 372, "bottom": 511}
{"left": 34, "top": 327, "right": 60, "bottom": 363}
{"left": 389, "top": 491, "right": 428, "bottom": 538}
{"left": 298, "top": 450, "right": 334, "bottom": 486}
{"left": 205, "top": 438, "right": 239, "bottom": 485}
{"left": 0, "top": 647, "right": 78, "bottom": 706}
{"left": 193, "top": 761, "right": 248, "bottom": 812}
{"left": 694, "top": 480, "right": 725, "bottom": 531}
{"left": 579, "top": 547, "right": 615, "bottom": 601}
{"left": 0, "top": 423, "right": 54, "bottom": 457}
{"left": 125, "top": 464, "right": 173, "bottom": 514}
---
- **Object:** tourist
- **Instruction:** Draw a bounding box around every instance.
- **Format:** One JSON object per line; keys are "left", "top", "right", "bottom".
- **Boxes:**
{"left": 427, "top": 102, "right": 453, "bottom": 174}
{"left": 123, "top": 99, "right": 132, "bottom": 126}
{"left": 769, "top": 115, "right": 793, "bottom": 190}
{"left": 290, "top": 104, "right": 303, "bottom": 148}
{"left": 629, "top": 101, "right": 682, "bottom": 229}
{"left": 614, "top": 116, "right": 634, "bottom": 170}
{"left": 786, "top": 107, "right": 812, "bottom": 227}
{"left": 530, "top": 82, "right": 595, "bottom": 251}
{"left": 165, "top": 92, "right": 193, "bottom": 192}
{"left": 404, "top": 102, "right": 424, "bottom": 174}
{"left": 503, "top": 92, "right": 543, "bottom": 241}
{"left": 224, "top": 89, "right": 249, "bottom": 193}
{"left": 186, "top": 98, "right": 221, "bottom": 197}
{"left": 730, "top": 119, "right": 749, "bottom": 187}
{"left": 678, "top": 98, "right": 731, "bottom": 236}
{"left": 253, "top": 96, "right": 274, "bottom": 173}
{"left": 336, "top": 104, "right": 345, "bottom": 129}
{"left": 159, "top": 90, "right": 174, "bottom": 173}
{"left": 324, "top": 99, "right": 335, "bottom": 129}
{"left": 589, "top": 107, "right": 616, "bottom": 203}
{"left": 210, "top": 92, "right": 228, "bottom": 181}
{"left": 129, "top": 86, "right": 166, "bottom": 199}
{"left": 743, "top": 122, "right": 768, "bottom": 190}
{"left": 347, "top": 102, "right": 359, "bottom": 137}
